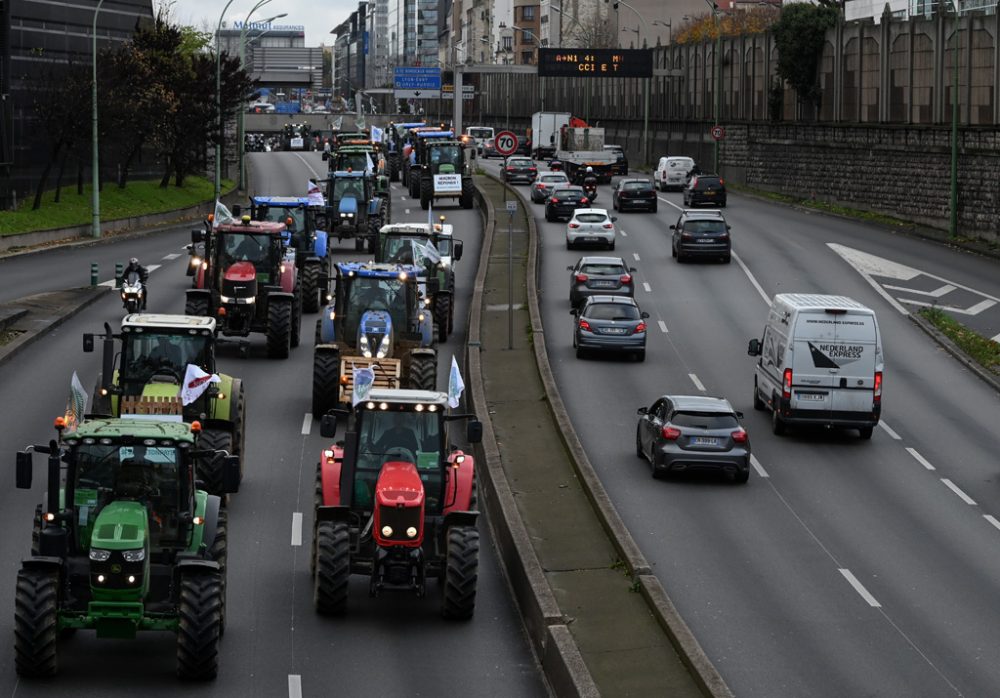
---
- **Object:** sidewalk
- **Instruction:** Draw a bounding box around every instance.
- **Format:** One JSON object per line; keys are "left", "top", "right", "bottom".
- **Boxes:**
{"left": 467, "top": 174, "right": 726, "bottom": 697}
{"left": 0, "top": 287, "right": 108, "bottom": 366}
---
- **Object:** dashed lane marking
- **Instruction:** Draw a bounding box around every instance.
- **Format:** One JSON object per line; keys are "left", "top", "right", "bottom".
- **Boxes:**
{"left": 290, "top": 513, "right": 303, "bottom": 546}
{"left": 688, "top": 373, "right": 705, "bottom": 391}
{"left": 301, "top": 414, "right": 312, "bottom": 435}
{"left": 162, "top": 253, "right": 181, "bottom": 261}
{"left": 642, "top": 282, "right": 651, "bottom": 293}
{"left": 750, "top": 455, "right": 769, "bottom": 478}
{"left": 146, "top": 264, "right": 160, "bottom": 273}
{"left": 657, "top": 320, "right": 668, "bottom": 334}
{"left": 941, "top": 478, "right": 976, "bottom": 505}
{"left": 633, "top": 252, "right": 640, "bottom": 261}
{"left": 405, "top": 209, "right": 411, "bottom": 215}
{"left": 839, "top": 568, "right": 881, "bottom": 607}
{"left": 984, "top": 515, "right": 1000, "bottom": 532}
{"left": 878, "top": 421, "right": 902, "bottom": 440}
{"left": 731, "top": 251, "right": 770, "bottom": 305}
{"left": 658, "top": 196, "right": 684, "bottom": 212}
{"left": 906, "top": 447, "right": 935, "bottom": 471}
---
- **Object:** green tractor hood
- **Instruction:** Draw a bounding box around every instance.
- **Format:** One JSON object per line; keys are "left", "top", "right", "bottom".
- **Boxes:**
{"left": 91, "top": 500, "right": 149, "bottom": 551}
{"left": 89, "top": 500, "right": 151, "bottom": 618}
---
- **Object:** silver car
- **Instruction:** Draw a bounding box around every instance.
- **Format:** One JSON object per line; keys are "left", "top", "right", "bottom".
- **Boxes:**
{"left": 635, "top": 395, "right": 750, "bottom": 483}
{"left": 566, "top": 209, "right": 617, "bottom": 250}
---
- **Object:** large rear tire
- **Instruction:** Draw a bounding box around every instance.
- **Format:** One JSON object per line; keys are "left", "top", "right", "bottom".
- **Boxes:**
{"left": 196, "top": 430, "right": 233, "bottom": 496}
{"left": 420, "top": 183, "right": 430, "bottom": 210}
{"left": 313, "top": 521, "right": 350, "bottom": 616}
{"left": 185, "top": 296, "right": 209, "bottom": 317}
{"left": 14, "top": 567, "right": 59, "bottom": 678}
{"left": 266, "top": 299, "right": 292, "bottom": 359}
{"left": 460, "top": 178, "right": 474, "bottom": 209}
{"left": 408, "top": 353, "right": 437, "bottom": 391}
{"left": 434, "top": 295, "right": 451, "bottom": 343}
{"left": 206, "top": 507, "right": 228, "bottom": 634}
{"left": 290, "top": 289, "right": 302, "bottom": 349}
{"left": 441, "top": 526, "right": 479, "bottom": 620}
{"left": 176, "top": 572, "right": 223, "bottom": 680}
{"left": 753, "top": 380, "right": 766, "bottom": 411}
{"left": 301, "top": 263, "right": 321, "bottom": 314}
{"left": 771, "top": 402, "right": 786, "bottom": 436}
{"left": 312, "top": 349, "right": 341, "bottom": 416}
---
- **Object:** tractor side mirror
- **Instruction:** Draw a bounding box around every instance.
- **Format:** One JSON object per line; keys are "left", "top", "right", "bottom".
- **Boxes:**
{"left": 83, "top": 333, "right": 95, "bottom": 353}
{"left": 191, "top": 229, "right": 205, "bottom": 244}
{"left": 321, "top": 151, "right": 329, "bottom": 161}
{"left": 466, "top": 420, "right": 482, "bottom": 444}
{"left": 747, "top": 338, "right": 762, "bottom": 356}
{"left": 453, "top": 240, "right": 463, "bottom": 261}
{"left": 231, "top": 204, "right": 242, "bottom": 217}
{"left": 222, "top": 455, "right": 241, "bottom": 494}
{"left": 15, "top": 451, "right": 32, "bottom": 489}
{"left": 320, "top": 414, "right": 338, "bottom": 439}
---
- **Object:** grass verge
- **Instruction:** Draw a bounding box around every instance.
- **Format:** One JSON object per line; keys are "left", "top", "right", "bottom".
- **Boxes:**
{"left": 726, "top": 183, "right": 913, "bottom": 229}
{"left": 919, "top": 306, "right": 1000, "bottom": 375}
{"left": 0, "top": 177, "right": 234, "bottom": 236}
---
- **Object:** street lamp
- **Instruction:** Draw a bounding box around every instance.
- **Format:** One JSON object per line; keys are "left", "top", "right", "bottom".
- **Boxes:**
{"left": 611, "top": 0, "right": 647, "bottom": 48}
{"left": 704, "top": 0, "right": 722, "bottom": 174}
{"left": 214, "top": 0, "right": 241, "bottom": 204}
{"left": 91, "top": 0, "right": 107, "bottom": 238}
{"left": 238, "top": 11, "right": 287, "bottom": 191}
{"left": 652, "top": 19, "right": 672, "bottom": 45}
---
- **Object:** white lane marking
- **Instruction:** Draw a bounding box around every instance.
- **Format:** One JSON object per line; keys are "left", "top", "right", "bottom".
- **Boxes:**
{"left": 993, "top": 332, "right": 1000, "bottom": 343}
{"left": 941, "top": 478, "right": 977, "bottom": 505}
{"left": 906, "top": 447, "right": 935, "bottom": 471}
{"left": 731, "top": 250, "right": 770, "bottom": 305}
{"left": 657, "top": 320, "right": 668, "bottom": 334}
{"left": 405, "top": 209, "right": 411, "bottom": 215}
{"left": 98, "top": 279, "right": 116, "bottom": 288}
{"left": 288, "top": 674, "right": 303, "bottom": 698}
{"left": 642, "top": 282, "right": 651, "bottom": 293}
{"left": 294, "top": 153, "right": 321, "bottom": 178}
{"left": 620, "top": 230, "right": 627, "bottom": 237}
{"left": 688, "top": 373, "right": 705, "bottom": 391}
{"left": 301, "top": 413, "right": 312, "bottom": 435}
{"left": 162, "top": 253, "right": 181, "bottom": 261}
{"left": 900, "top": 297, "right": 996, "bottom": 316}
{"left": 633, "top": 252, "right": 640, "bottom": 261}
{"left": 827, "top": 243, "right": 910, "bottom": 315}
{"left": 984, "top": 515, "right": 1000, "bottom": 532}
{"left": 291, "top": 512, "right": 303, "bottom": 546}
{"left": 839, "top": 568, "right": 881, "bottom": 607}
{"left": 658, "top": 196, "right": 684, "bottom": 211}
{"left": 883, "top": 283, "right": 955, "bottom": 298}
{"left": 401, "top": 196, "right": 407, "bottom": 201}
{"left": 878, "top": 421, "right": 901, "bottom": 440}
{"left": 146, "top": 264, "right": 161, "bottom": 273}
{"left": 750, "top": 455, "right": 769, "bottom": 478}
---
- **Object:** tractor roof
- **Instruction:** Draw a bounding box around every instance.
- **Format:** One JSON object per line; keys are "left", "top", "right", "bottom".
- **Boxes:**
{"left": 380, "top": 222, "right": 454, "bottom": 238}
{"left": 416, "top": 131, "right": 454, "bottom": 139}
{"left": 121, "top": 314, "right": 216, "bottom": 333}
{"left": 252, "top": 196, "right": 309, "bottom": 207}
{"left": 64, "top": 418, "right": 197, "bottom": 443}
{"left": 216, "top": 219, "right": 287, "bottom": 234}
{"left": 331, "top": 170, "right": 367, "bottom": 179}
{"left": 394, "top": 122, "right": 426, "bottom": 129}
{"left": 335, "top": 261, "right": 423, "bottom": 279}
{"left": 361, "top": 388, "right": 450, "bottom": 408}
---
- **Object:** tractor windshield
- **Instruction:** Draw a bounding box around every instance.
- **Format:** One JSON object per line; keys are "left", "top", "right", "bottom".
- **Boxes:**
{"left": 336, "top": 152, "right": 370, "bottom": 173}
{"left": 219, "top": 231, "right": 277, "bottom": 272}
{"left": 382, "top": 236, "right": 443, "bottom": 266}
{"left": 120, "top": 331, "right": 211, "bottom": 389}
{"left": 428, "top": 146, "right": 463, "bottom": 172}
{"left": 260, "top": 206, "right": 305, "bottom": 233}
{"left": 344, "top": 277, "right": 408, "bottom": 340}
{"left": 353, "top": 408, "right": 444, "bottom": 510}
{"left": 332, "top": 177, "right": 366, "bottom": 202}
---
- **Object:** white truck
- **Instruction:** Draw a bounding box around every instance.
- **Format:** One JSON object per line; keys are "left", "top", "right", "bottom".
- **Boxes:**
{"left": 530, "top": 112, "right": 571, "bottom": 160}
{"left": 555, "top": 126, "right": 617, "bottom": 184}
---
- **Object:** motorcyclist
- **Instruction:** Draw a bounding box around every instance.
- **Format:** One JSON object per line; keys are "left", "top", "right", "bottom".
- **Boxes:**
{"left": 581, "top": 167, "right": 598, "bottom": 200}
{"left": 548, "top": 158, "right": 563, "bottom": 171}
{"left": 120, "top": 257, "right": 149, "bottom": 309}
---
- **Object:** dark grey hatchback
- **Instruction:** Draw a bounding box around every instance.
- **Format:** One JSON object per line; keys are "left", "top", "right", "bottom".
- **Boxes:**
{"left": 567, "top": 256, "right": 636, "bottom": 307}
{"left": 671, "top": 210, "right": 731, "bottom": 263}
{"left": 635, "top": 395, "right": 750, "bottom": 483}
{"left": 571, "top": 296, "right": 648, "bottom": 361}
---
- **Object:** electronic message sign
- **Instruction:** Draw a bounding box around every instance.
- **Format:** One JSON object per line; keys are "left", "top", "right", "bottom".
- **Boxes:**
{"left": 538, "top": 48, "right": 653, "bottom": 78}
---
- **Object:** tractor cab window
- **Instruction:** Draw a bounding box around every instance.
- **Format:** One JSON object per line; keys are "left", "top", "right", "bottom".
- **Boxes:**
{"left": 219, "top": 231, "right": 276, "bottom": 271}
{"left": 121, "top": 331, "right": 211, "bottom": 389}
{"left": 353, "top": 409, "right": 443, "bottom": 510}
{"left": 337, "top": 153, "right": 369, "bottom": 172}
{"left": 332, "top": 177, "right": 365, "bottom": 202}
{"left": 429, "top": 146, "right": 462, "bottom": 172}
{"left": 345, "top": 277, "right": 407, "bottom": 338}
{"left": 260, "top": 206, "right": 304, "bottom": 234}
{"left": 384, "top": 236, "right": 442, "bottom": 265}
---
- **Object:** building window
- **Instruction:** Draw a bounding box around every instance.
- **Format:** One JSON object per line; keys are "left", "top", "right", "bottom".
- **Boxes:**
{"left": 502, "top": 36, "right": 512, "bottom": 51}
{"left": 521, "top": 50, "right": 533, "bottom": 63}
{"left": 521, "top": 6, "right": 534, "bottom": 20}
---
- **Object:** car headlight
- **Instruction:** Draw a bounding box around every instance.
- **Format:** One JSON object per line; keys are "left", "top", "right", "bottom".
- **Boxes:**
{"left": 89, "top": 548, "right": 111, "bottom": 562}
{"left": 376, "top": 335, "right": 390, "bottom": 359}
{"left": 122, "top": 549, "right": 145, "bottom": 563}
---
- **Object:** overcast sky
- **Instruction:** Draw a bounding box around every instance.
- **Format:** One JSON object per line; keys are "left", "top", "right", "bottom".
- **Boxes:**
{"left": 170, "top": 0, "right": 357, "bottom": 45}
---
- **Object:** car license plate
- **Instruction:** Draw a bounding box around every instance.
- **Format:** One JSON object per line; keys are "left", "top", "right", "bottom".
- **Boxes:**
{"left": 798, "top": 393, "right": 826, "bottom": 401}
{"left": 704, "top": 191, "right": 715, "bottom": 196}
{"left": 602, "top": 327, "right": 627, "bottom": 334}
{"left": 697, "top": 239, "right": 712, "bottom": 243}
{"left": 692, "top": 436, "right": 719, "bottom": 446}
{"left": 592, "top": 281, "right": 615, "bottom": 288}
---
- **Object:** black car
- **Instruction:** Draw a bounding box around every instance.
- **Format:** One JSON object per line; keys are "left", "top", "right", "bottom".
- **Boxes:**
{"left": 635, "top": 395, "right": 750, "bottom": 483}
{"left": 683, "top": 174, "right": 727, "bottom": 208}
{"left": 612, "top": 178, "right": 657, "bottom": 213}
{"left": 544, "top": 185, "right": 591, "bottom": 222}
{"left": 670, "top": 210, "right": 731, "bottom": 263}
{"left": 567, "top": 255, "right": 636, "bottom": 307}
{"left": 603, "top": 145, "right": 628, "bottom": 177}
{"left": 502, "top": 156, "right": 537, "bottom": 184}
{"left": 571, "top": 296, "right": 648, "bottom": 361}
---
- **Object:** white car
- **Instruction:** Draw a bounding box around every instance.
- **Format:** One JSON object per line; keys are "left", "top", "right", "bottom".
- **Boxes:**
{"left": 566, "top": 209, "right": 618, "bottom": 251}
{"left": 655, "top": 156, "right": 695, "bottom": 192}
{"left": 247, "top": 101, "right": 276, "bottom": 114}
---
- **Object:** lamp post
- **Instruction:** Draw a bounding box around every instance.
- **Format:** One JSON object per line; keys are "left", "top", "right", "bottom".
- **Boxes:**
{"left": 214, "top": 0, "right": 239, "bottom": 204}
{"left": 949, "top": 1, "right": 960, "bottom": 237}
{"left": 704, "top": 0, "right": 722, "bottom": 174}
{"left": 238, "top": 10, "right": 286, "bottom": 192}
{"left": 91, "top": 0, "right": 106, "bottom": 239}
{"left": 613, "top": 0, "right": 653, "bottom": 168}
{"left": 653, "top": 19, "right": 672, "bottom": 45}
{"left": 503, "top": 24, "right": 543, "bottom": 115}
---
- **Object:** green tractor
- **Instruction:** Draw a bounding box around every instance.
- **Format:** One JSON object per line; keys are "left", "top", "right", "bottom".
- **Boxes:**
{"left": 312, "top": 262, "right": 437, "bottom": 416}
{"left": 14, "top": 417, "right": 239, "bottom": 679}
{"left": 325, "top": 170, "right": 390, "bottom": 253}
{"left": 282, "top": 122, "right": 313, "bottom": 151}
{"left": 374, "top": 220, "right": 463, "bottom": 343}
{"left": 83, "top": 314, "right": 246, "bottom": 496}
{"left": 410, "top": 132, "right": 474, "bottom": 210}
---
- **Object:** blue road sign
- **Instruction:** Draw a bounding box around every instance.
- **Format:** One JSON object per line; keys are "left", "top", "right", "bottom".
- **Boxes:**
{"left": 393, "top": 67, "right": 442, "bottom": 91}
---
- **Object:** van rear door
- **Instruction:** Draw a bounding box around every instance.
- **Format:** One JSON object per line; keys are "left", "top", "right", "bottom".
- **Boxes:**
{"left": 827, "top": 311, "right": 878, "bottom": 416}
{"left": 790, "top": 312, "right": 837, "bottom": 418}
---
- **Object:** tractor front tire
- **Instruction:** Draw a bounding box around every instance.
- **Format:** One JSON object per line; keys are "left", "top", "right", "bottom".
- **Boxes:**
{"left": 434, "top": 295, "right": 451, "bottom": 343}
{"left": 301, "top": 263, "right": 321, "bottom": 314}
{"left": 312, "top": 349, "right": 341, "bottom": 416}
{"left": 207, "top": 507, "right": 228, "bottom": 634}
{"left": 441, "top": 526, "right": 479, "bottom": 620}
{"left": 185, "top": 296, "right": 209, "bottom": 317}
{"left": 14, "top": 567, "right": 59, "bottom": 677}
{"left": 196, "top": 430, "right": 233, "bottom": 496}
{"left": 420, "top": 185, "right": 430, "bottom": 210}
{"left": 460, "top": 178, "right": 474, "bottom": 209}
{"left": 290, "top": 290, "right": 302, "bottom": 349}
{"left": 266, "top": 299, "right": 292, "bottom": 359}
{"left": 176, "top": 572, "right": 223, "bottom": 680}
{"left": 408, "top": 353, "right": 437, "bottom": 391}
{"left": 314, "top": 521, "right": 350, "bottom": 616}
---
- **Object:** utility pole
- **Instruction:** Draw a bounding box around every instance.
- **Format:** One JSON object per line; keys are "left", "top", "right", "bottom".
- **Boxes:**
{"left": 949, "top": 4, "right": 959, "bottom": 237}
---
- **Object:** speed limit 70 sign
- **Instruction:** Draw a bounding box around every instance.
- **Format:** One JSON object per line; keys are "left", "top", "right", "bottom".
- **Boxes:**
{"left": 494, "top": 131, "right": 519, "bottom": 156}
{"left": 710, "top": 126, "right": 726, "bottom": 141}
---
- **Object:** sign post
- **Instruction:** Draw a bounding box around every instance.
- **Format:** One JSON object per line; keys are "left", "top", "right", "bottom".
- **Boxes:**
{"left": 505, "top": 199, "right": 517, "bottom": 350}
{"left": 494, "top": 131, "right": 518, "bottom": 158}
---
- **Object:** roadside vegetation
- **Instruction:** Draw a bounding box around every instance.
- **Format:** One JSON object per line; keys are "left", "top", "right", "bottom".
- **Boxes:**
{"left": 919, "top": 306, "right": 1000, "bottom": 375}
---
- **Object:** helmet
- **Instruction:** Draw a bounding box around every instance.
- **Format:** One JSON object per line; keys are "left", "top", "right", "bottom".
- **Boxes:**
{"left": 586, "top": 166, "right": 593, "bottom": 173}
{"left": 129, "top": 257, "right": 139, "bottom": 266}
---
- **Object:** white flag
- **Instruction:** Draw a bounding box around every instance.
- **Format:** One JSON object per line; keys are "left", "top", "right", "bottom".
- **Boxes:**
{"left": 213, "top": 200, "right": 234, "bottom": 229}
{"left": 306, "top": 179, "right": 325, "bottom": 207}
{"left": 371, "top": 126, "right": 384, "bottom": 143}
{"left": 180, "top": 364, "right": 221, "bottom": 406}
{"left": 365, "top": 152, "right": 375, "bottom": 175}
{"left": 352, "top": 365, "right": 375, "bottom": 406}
{"left": 66, "top": 371, "right": 89, "bottom": 430}
{"left": 427, "top": 198, "right": 433, "bottom": 227}
{"left": 419, "top": 239, "right": 441, "bottom": 264}
{"left": 447, "top": 355, "right": 465, "bottom": 409}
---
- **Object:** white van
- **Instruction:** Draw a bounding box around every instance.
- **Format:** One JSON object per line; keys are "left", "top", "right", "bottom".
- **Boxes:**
{"left": 747, "top": 294, "right": 884, "bottom": 439}
{"left": 655, "top": 156, "right": 696, "bottom": 191}
{"left": 465, "top": 126, "right": 494, "bottom": 154}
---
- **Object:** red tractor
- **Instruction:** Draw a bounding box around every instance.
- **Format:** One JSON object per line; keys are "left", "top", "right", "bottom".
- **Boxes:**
{"left": 186, "top": 217, "right": 302, "bottom": 358}
{"left": 311, "top": 389, "right": 482, "bottom": 619}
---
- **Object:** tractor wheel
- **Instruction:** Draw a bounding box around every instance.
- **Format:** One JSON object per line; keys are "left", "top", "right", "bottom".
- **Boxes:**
{"left": 420, "top": 186, "right": 430, "bottom": 210}
{"left": 313, "top": 521, "right": 350, "bottom": 615}
{"left": 290, "top": 289, "right": 302, "bottom": 349}
{"left": 389, "top": 160, "right": 399, "bottom": 182}
{"left": 312, "top": 349, "right": 341, "bottom": 416}
{"left": 408, "top": 353, "right": 437, "bottom": 391}
{"left": 301, "top": 263, "right": 321, "bottom": 314}
{"left": 434, "top": 295, "right": 451, "bottom": 343}
{"left": 460, "top": 178, "right": 474, "bottom": 209}
{"left": 206, "top": 507, "right": 228, "bottom": 634}
{"left": 367, "top": 214, "right": 381, "bottom": 256}
{"left": 412, "top": 176, "right": 421, "bottom": 200}
{"left": 266, "top": 299, "right": 292, "bottom": 359}
{"left": 30, "top": 503, "right": 42, "bottom": 555}
{"left": 14, "top": 567, "right": 59, "bottom": 677}
{"left": 185, "top": 295, "right": 209, "bottom": 317}
{"left": 176, "top": 572, "right": 223, "bottom": 680}
{"left": 311, "top": 463, "right": 323, "bottom": 577}
{"left": 233, "top": 385, "right": 247, "bottom": 464}
{"left": 196, "top": 429, "right": 232, "bottom": 496}
{"left": 314, "top": 318, "right": 322, "bottom": 346}
{"left": 441, "top": 526, "right": 479, "bottom": 620}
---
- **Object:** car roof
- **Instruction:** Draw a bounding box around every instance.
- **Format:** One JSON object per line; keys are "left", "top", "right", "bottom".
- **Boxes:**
{"left": 572, "top": 208, "right": 610, "bottom": 215}
{"left": 553, "top": 185, "right": 583, "bottom": 192}
{"left": 660, "top": 395, "right": 735, "bottom": 413}
{"left": 579, "top": 256, "right": 625, "bottom": 265}
{"left": 618, "top": 178, "right": 652, "bottom": 184}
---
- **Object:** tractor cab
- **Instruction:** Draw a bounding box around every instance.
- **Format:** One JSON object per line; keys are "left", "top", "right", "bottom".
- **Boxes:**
{"left": 422, "top": 140, "right": 465, "bottom": 176}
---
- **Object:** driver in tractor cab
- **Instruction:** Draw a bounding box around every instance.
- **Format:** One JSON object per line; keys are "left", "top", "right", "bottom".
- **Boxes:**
{"left": 375, "top": 411, "right": 419, "bottom": 459}
{"left": 387, "top": 240, "right": 415, "bottom": 264}
{"left": 341, "top": 180, "right": 363, "bottom": 202}
{"left": 117, "top": 456, "right": 164, "bottom": 532}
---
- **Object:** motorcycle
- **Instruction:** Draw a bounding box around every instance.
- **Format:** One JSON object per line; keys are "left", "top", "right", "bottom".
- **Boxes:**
{"left": 582, "top": 183, "right": 598, "bottom": 203}
{"left": 121, "top": 270, "right": 145, "bottom": 313}
{"left": 548, "top": 159, "right": 563, "bottom": 172}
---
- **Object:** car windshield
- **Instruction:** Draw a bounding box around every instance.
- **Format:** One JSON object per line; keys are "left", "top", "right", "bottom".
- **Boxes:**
{"left": 353, "top": 409, "right": 444, "bottom": 510}
{"left": 261, "top": 206, "right": 305, "bottom": 232}
{"left": 581, "top": 263, "right": 624, "bottom": 275}
{"left": 332, "top": 177, "right": 365, "bottom": 200}
{"left": 345, "top": 277, "right": 408, "bottom": 338}
{"left": 585, "top": 304, "right": 639, "bottom": 321}
{"left": 575, "top": 213, "right": 608, "bottom": 223}
{"left": 121, "top": 331, "right": 210, "bottom": 386}
{"left": 556, "top": 188, "right": 583, "bottom": 198}
{"left": 623, "top": 182, "right": 652, "bottom": 191}
{"left": 219, "top": 231, "right": 273, "bottom": 266}
{"left": 671, "top": 412, "right": 739, "bottom": 429}
{"left": 684, "top": 220, "right": 727, "bottom": 233}
{"left": 509, "top": 159, "right": 532, "bottom": 167}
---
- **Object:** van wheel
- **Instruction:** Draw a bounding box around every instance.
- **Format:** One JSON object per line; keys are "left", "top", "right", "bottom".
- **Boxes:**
{"left": 858, "top": 426, "right": 874, "bottom": 440}
{"left": 771, "top": 403, "right": 786, "bottom": 436}
{"left": 753, "top": 381, "right": 765, "bottom": 411}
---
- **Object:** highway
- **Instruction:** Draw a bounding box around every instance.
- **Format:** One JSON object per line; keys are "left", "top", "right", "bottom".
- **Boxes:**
{"left": 0, "top": 152, "right": 546, "bottom": 696}
{"left": 479, "top": 156, "right": 1000, "bottom": 696}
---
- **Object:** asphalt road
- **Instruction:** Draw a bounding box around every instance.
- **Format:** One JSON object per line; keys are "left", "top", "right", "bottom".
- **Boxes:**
{"left": 480, "top": 157, "right": 1000, "bottom": 697}
{"left": 0, "top": 152, "right": 545, "bottom": 697}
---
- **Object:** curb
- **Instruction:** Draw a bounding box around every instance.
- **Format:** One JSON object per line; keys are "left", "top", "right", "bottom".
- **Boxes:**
{"left": 489, "top": 172, "right": 734, "bottom": 698}
{"left": 908, "top": 312, "right": 1000, "bottom": 394}
{"left": 0, "top": 287, "right": 111, "bottom": 368}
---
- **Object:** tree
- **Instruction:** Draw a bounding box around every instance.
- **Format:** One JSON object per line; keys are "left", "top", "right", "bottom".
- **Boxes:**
{"left": 772, "top": 3, "right": 839, "bottom": 110}
{"left": 566, "top": 8, "right": 617, "bottom": 48}
{"left": 675, "top": 6, "right": 779, "bottom": 45}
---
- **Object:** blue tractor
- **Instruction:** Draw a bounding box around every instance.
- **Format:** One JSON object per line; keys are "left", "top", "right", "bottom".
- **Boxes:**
{"left": 325, "top": 171, "right": 390, "bottom": 253}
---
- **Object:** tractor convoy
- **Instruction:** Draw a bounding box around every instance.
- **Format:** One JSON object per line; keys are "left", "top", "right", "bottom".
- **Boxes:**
{"left": 12, "top": 122, "right": 484, "bottom": 682}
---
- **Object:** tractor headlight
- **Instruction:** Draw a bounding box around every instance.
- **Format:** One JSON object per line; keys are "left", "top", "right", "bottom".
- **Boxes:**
{"left": 89, "top": 548, "right": 111, "bottom": 562}
{"left": 418, "top": 313, "right": 426, "bottom": 322}
{"left": 360, "top": 334, "right": 372, "bottom": 358}
{"left": 381, "top": 525, "right": 393, "bottom": 537}
{"left": 376, "top": 335, "right": 390, "bottom": 359}
{"left": 191, "top": 256, "right": 201, "bottom": 267}
{"left": 122, "top": 549, "right": 145, "bottom": 563}
{"left": 406, "top": 526, "right": 418, "bottom": 538}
